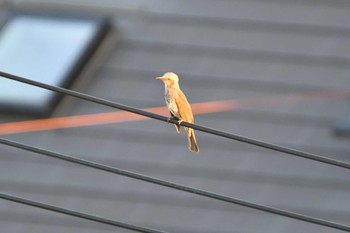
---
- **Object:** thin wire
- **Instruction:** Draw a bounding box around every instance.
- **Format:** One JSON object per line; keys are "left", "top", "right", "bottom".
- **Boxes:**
{"left": 1, "top": 138, "right": 349, "bottom": 232}
{"left": 1, "top": 71, "right": 349, "bottom": 170}
{"left": 0, "top": 192, "right": 167, "bottom": 233}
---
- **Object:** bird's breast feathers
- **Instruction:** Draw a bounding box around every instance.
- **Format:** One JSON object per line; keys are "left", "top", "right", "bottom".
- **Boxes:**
{"left": 165, "top": 88, "right": 180, "bottom": 118}
{"left": 165, "top": 88, "right": 194, "bottom": 123}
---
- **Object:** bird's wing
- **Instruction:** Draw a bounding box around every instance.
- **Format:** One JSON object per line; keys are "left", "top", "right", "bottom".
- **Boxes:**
{"left": 175, "top": 90, "right": 194, "bottom": 123}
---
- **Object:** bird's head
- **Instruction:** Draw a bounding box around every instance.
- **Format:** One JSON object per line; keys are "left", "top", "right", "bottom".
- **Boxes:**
{"left": 156, "top": 72, "right": 180, "bottom": 88}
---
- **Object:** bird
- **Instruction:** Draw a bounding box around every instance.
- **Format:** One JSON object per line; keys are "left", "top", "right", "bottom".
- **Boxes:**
{"left": 156, "top": 72, "right": 199, "bottom": 153}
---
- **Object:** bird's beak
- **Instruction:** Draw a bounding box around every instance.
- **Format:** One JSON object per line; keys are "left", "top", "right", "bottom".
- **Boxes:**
{"left": 155, "top": 77, "right": 164, "bottom": 80}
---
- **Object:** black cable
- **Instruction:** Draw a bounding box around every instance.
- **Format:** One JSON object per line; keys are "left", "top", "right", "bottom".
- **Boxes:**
{"left": 0, "top": 192, "right": 167, "bottom": 233}
{"left": 0, "top": 138, "right": 349, "bottom": 232}
{"left": 0, "top": 71, "right": 349, "bottom": 170}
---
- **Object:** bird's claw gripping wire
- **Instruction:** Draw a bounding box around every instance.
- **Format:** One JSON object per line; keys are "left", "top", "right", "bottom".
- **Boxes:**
{"left": 177, "top": 119, "right": 184, "bottom": 126}
{"left": 167, "top": 117, "right": 183, "bottom": 126}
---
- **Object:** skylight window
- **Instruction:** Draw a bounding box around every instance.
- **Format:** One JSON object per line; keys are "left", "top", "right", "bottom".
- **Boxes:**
{"left": 0, "top": 11, "right": 110, "bottom": 115}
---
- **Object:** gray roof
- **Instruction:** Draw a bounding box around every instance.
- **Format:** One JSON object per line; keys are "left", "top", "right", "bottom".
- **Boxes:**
{"left": 1, "top": 0, "right": 350, "bottom": 232}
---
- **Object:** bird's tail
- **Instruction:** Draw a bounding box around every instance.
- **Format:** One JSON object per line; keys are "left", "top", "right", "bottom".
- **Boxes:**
{"left": 186, "top": 128, "right": 199, "bottom": 153}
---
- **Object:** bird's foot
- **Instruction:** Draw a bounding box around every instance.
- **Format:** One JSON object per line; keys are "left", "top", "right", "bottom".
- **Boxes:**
{"left": 177, "top": 119, "right": 184, "bottom": 126}
{"left": 167, "top": 117, "right": 183, "bottom": 126}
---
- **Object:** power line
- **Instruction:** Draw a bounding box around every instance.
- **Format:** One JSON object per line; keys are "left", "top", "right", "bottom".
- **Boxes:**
{"left": 0, "top": 192, "right": 167, "bottom": 233}
{"left": 0, "top": 71, "right": 349, "bottom": 170}
{"left": 1, "top": 138, "right": 349, "bottom": 232}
